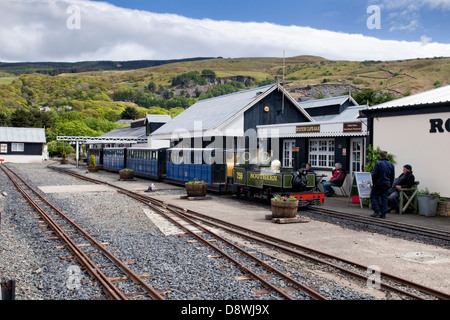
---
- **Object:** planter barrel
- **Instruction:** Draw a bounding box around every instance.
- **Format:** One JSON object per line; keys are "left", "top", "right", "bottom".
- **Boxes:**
{"left": 271, "top": 199, "right": 299, "bottom": 218}
{"left": 119, "top": 171, "right": 134, "bottom": 180}
{"left": 437, "top": 201, "right": 450, "bottom": 217}
{"left": 87, "top": 166, "right": 99, "bottom": 173}
{"left": 185, "top": 183, "right": 208, "bottom": 197}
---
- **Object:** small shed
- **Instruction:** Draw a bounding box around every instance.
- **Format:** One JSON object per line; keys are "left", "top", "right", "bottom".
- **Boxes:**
{"left": 0, "top": 127, "right": 47, "bottom": 163}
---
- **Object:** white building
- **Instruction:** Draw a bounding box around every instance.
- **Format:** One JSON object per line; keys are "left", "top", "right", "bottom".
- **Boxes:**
{"left": 361, "top": 85, "right": 450, "bottom": 198}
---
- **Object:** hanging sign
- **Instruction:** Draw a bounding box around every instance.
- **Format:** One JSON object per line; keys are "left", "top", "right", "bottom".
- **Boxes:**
{"left": 343, "top": 122, "right": 362, "bottom": 133}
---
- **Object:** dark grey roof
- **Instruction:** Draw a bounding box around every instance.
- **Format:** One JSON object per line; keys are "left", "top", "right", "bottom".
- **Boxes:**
{"left": 100, "top": 126, "right": 146, "bottom": 139}
{"left": 312, "top": 105, "right": 367, "bottom": 122}
{"left": 145, "top": 114, "right": 172, "bottom": 123}
{"left": 299, "top": 95, "right": 357, "bottom": 109}
{"left": 151, "top": 84, "right": 313, "bottom": 138}
{"left": 0, "top": 127, "right": 46, "bottom": 143}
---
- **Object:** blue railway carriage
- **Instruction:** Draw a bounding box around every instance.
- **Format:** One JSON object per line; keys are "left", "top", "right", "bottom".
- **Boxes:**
{"left": 126, "top": 148, "right": 166, "bottom": 180}
{"left": 165, "top": 148, "right": 227, "bottom": 191}
{"left": 102, "top": 148, "right": 126, "bottom": 172}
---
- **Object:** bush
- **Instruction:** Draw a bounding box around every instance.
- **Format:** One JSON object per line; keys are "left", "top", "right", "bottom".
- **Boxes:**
{"left": 89, "top": 155, "right": 96, "bottom": 166}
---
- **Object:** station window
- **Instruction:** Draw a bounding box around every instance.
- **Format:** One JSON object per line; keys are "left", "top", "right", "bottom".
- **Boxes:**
{"left": 1, "top": 144, "right": 7, "bottom": 153}
{"left": 283, "top": 140, "right": 296, "bottom": 168}
{"left": 12, "top": 143, "right": 24, "bottom": 152}
{"left": 309, "top": 139, "right": 335, "bottom": 168}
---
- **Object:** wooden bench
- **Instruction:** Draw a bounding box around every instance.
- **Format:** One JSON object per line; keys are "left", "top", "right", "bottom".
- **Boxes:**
{"left": 398, "top": 181, "right": 420, "bottom": 215}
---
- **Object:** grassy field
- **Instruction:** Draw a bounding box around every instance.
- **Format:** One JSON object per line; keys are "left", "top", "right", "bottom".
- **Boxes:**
{"left": 4, "top": 55, "right": 450, "bottom": 100}
{"left": 102, "top": 55, "right": 450, "bottom": 97}
{"left": 0, "top": 76, "right": 18, "bottom": 85}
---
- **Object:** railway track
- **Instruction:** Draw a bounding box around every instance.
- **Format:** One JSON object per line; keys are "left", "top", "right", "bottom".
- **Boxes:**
{"left": 308, "top": 207, "right": 450, "bottom": 243}
{"left": 48, "top": 165, "right": 450, "bottom": 300}
{"left": 1, "top": 164, "right": 164, "bottom": 301}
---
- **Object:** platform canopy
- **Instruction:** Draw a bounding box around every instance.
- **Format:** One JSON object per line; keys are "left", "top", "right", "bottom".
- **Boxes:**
{"left": 56, "top": 136, "right": 148, "bottom": 167}
{"left": 56, "top": 136, "right": 148, "bottom": 144}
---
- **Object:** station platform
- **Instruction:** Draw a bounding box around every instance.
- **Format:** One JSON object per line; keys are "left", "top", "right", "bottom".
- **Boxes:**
{"left": 319, "top": 195, "right": 450, "bottom": 233}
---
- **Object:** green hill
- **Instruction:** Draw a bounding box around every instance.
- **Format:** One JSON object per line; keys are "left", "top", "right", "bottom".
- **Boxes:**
{"left": 0, "top": 57, "right": 216, "bottom": 76}
{"left": 0, "top": 55, "right": 449, "bottom": 157}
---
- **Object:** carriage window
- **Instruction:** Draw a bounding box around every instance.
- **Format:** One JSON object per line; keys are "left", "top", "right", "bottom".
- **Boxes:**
{"left": 194, "top": 151, "right": 202, "bottom": 164}
{"left": 1, "top": 144, "right": 7, "bottom": 153}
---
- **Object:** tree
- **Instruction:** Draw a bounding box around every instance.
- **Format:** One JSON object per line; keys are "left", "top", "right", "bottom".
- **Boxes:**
{"left": 121, "top": 106, "right": 139, "bottom": 120}
{"left": 365, "top": 145, "right": 396, "bottom": 173}
{"left": 201, "top": 69, "right": 217, "bottom": 80}
{"left": 0, "top": 112, "right": 11, "bottom": 127}
{"left": 148, "top": 81, "right": 156, "bottom": 93}
{"left": 10, "top": 109, "right": 54, "bottom": 128}
{"left": 352, "top": 88, "right": 395, "bottom": 106}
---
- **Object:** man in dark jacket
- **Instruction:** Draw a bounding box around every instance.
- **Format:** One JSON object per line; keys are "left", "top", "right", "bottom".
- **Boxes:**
{"left": 370, "top": 151, "right": 395, "bottom": 218}
{"left": 387, "top": 164, "right": 415, "bottom": 213}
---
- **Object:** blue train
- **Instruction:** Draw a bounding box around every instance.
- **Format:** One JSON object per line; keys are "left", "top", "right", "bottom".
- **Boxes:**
{"left": 88, "top": 147, "right": 324, "bottom": 207}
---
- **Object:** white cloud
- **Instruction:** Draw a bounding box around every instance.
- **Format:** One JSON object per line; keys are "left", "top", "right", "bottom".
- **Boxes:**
{"left": 1, "top": 0, "right": 449, "bottom": 62}
{"left": 421, "top": 34, "right": 433, "bottom": 44}
{"left": 376, "top": 0, "right": 450, "bottom": 34}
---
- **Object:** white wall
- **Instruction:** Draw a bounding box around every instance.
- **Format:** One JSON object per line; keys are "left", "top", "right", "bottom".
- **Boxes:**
{"left": 373, "top": 111, "right": 450, "bottom": 197}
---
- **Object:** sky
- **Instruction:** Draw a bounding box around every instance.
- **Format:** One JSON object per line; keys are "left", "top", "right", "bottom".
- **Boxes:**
{"left": 1, "top": 0, "right": 450, "bottom": 62}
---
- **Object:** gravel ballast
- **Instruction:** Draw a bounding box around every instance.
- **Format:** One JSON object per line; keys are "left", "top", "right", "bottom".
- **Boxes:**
{"left": 1, "top": 163, "right": 379, "bottom": 300}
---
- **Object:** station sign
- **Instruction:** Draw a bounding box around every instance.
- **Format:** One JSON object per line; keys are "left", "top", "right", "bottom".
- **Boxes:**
{"left": 296, "top": 125, "right": 321, "bottom": 133}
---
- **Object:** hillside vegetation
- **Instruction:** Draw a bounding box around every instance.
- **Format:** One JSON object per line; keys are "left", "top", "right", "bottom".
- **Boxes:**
{"left": 0, "top": 55, "right": 449, "bottom": 156}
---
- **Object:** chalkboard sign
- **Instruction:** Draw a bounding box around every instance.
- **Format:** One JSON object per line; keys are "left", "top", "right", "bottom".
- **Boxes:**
{"left": 355, "top": 172, "right": 372, "bottom": 199}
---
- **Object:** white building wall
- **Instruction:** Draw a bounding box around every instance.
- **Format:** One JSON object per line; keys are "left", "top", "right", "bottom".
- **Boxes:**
{"left": 373, "top": 111, "right": 450, "bottom": 198}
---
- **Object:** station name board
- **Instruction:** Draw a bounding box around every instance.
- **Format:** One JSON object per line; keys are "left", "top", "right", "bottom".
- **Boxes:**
{"left": 296, "top": 125, "right": 320, "bottom": 133}
{"left": 430, "top": 118, "right": 450, "bottom": 133}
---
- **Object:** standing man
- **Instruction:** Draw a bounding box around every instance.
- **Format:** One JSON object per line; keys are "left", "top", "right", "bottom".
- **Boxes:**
{"left": 370, "top": 151, "right": 395, "bottom": 219}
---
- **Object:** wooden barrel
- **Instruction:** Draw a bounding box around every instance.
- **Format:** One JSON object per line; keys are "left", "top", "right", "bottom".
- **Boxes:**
{"left": 185, "top": 183, "right": 208, "bottom": 197}
{"left": 271, "top": 199, "right": 299, "bottom": 218}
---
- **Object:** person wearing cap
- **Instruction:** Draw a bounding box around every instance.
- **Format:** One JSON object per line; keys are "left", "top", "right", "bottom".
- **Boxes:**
{"left": 370, "top": 151, "right": 395, "bottom": 218}
{"left": 387, "top": 164, "right": 415, "bottom": 213}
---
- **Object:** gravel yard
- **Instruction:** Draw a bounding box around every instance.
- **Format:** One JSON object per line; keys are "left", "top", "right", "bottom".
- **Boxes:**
{"left": 1, "top": 162, "right": 379, "bottom": 300}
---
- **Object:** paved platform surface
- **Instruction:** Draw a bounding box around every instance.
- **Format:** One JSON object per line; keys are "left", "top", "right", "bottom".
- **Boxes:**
{"left": 320, "top": 195, "right": 450, "bottom": 233}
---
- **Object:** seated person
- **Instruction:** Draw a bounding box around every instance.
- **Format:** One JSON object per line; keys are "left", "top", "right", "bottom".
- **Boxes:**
{"left": 305, "top": 163, "right": 315, "bottom": 173}
{"left": 388, "top": 164, "right": 415, "bottom": 213}
{"left": 322, "top": 163, "right": 346, "bottom": 196}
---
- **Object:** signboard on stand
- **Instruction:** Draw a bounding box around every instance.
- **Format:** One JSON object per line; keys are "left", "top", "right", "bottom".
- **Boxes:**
{"left": 347, "top": 172, "right": 372, "bottom": 208}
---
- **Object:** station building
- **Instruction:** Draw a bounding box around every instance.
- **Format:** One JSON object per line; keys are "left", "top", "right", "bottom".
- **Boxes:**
{"left": 257, "top": 96, "right": 367, "bottom": 194}
{"left": 360, "top": 84, "right": 450, "bottom": 198}
{"left": 0, "top": 127, "right": 47, "bottom": 163}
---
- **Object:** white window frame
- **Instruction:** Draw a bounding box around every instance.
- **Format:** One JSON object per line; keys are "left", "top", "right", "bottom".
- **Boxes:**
{"left": 283, "top": 140, "right": 296, "bottom": 168}
{"left": 0, "top": 144, "right": 7, "bottom": 153}
{"left": 12, "top": 143, "right": 25, "bottom": 152}
{"left": 308, "top": 139, "right": 335, "bottom": 168}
